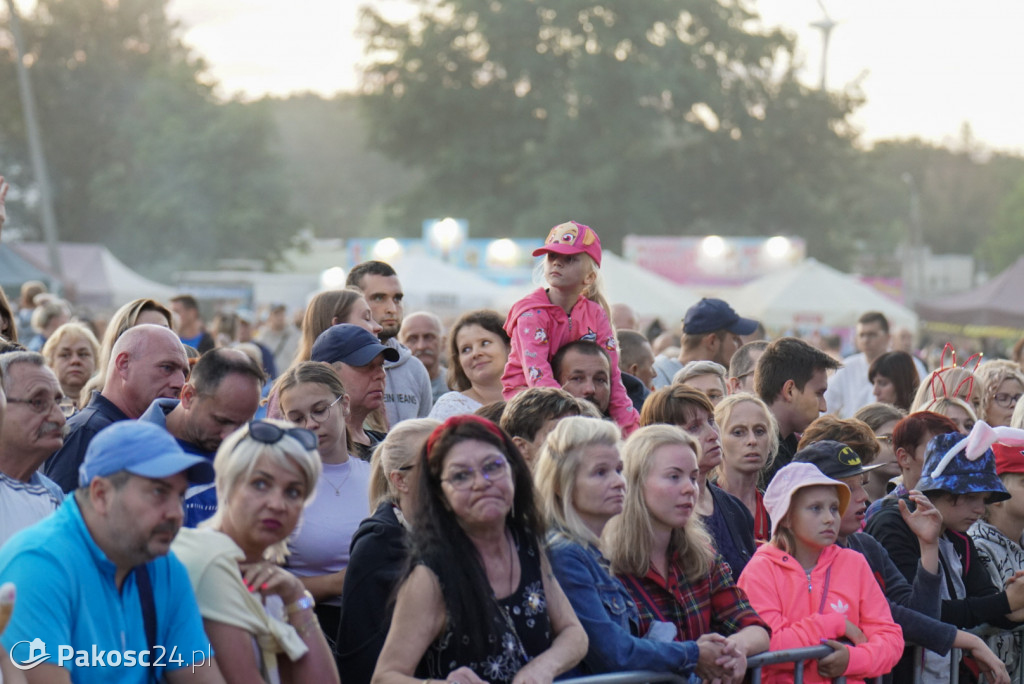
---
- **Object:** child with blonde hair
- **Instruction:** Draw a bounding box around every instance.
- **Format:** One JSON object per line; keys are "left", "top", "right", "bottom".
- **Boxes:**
{"left": 502, "top": 221, "right": 639, "bottom": 435}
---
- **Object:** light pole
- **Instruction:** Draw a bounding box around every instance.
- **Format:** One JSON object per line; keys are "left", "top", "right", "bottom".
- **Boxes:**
{"left": 5, "top": 0, "right": 64, "bottom": 281}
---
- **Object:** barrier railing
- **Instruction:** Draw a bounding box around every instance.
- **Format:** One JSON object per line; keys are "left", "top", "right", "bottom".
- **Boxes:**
{"left": 911, "top": 622, "right": 1024, "bottom": 684}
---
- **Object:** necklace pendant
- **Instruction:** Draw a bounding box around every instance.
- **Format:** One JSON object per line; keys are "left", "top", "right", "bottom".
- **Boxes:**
{"left": 335, "top": 490, "right": 340, "bottom": 496}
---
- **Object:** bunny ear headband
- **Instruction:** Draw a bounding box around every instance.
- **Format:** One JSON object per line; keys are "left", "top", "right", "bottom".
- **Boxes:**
{"left": 930, "top": 421, "right": 1024, "bottom": 478}
{"left": 928, "top": 343, "right": 983, "bottom": 402}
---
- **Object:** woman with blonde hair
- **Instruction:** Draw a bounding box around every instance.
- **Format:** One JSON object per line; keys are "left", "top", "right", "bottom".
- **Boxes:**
{"left": 172, "top": 420, "right": 339, "bottom": 684}
{"left": 79, "top": 298, "right": 172, "bottom": 406}
{"left": 605, "top": 424, "right": 769, "bottom": 681}
{"left": 975, "top": 360, "right": 1024, "bottom": 428}
{"left": 911, "top": 346, "right": 982, "bottom": 415}
{"left": 535, "top": 417, "right": 725, "bottom": 679}
{"left": 921, "top": 396, "right": 977, "bottom": 435}
{"left": 714, "top": 394, "right": 778, "bottom": 541}
{"left": 641, "top": 384, "right": 756, "bottom": 574}
{"left": 672, "top": 360, "right": 728, "bottom": 406}
{"left": 337, "top": 418, "right": 439, "bottom": 684}
{"left": 41, "top": 322, "right": 100, "bottom": 410}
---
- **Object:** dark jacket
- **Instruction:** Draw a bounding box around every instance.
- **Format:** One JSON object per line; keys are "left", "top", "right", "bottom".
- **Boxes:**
{"left": 705, "top": 484, "right": 756, "bottom": 577}
{"left": 336, "top": 502, "right": 409, "bottom": 684}
{"left": 44, "top": 392, "right": 129, "bottom": 492}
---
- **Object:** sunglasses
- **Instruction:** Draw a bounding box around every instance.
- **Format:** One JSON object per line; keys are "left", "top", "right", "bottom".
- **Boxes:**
{"left": 247, "top": 420, "right": 318, "bottom": 451}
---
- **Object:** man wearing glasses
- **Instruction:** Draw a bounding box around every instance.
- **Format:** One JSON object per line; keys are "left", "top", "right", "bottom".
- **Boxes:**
{"left": 0, "top": 351, "right": 68, "bottom": 546}
{"left": 140, "top": 348, "right": 264, "bottom": 526}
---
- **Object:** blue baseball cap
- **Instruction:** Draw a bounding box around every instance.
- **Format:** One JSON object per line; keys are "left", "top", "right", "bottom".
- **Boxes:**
{"left": 78, "top": 421, "right": 215, "bottom": 488}
{"left": 311, "top": 324, "right": 400, "bottom": 366}
{"left": 683, "top": 298, "right": 759, "bottom": 336}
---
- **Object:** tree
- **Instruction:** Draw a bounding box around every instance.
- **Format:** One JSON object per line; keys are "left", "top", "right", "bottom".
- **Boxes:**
{"left": 980, "top": 174, "right": 1024, "bottom": 272}
{"left": 0, "top": 0, "right": 296, "bottom": 279}
{"left": 360, "top": 0, "right": 862, "bottom": 259}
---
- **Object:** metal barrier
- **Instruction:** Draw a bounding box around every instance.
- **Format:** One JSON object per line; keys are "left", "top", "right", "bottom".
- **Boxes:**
{"left": 911, "top": 622, "right": 1024, "bottom": 684}
{"left": 558, "top": 672, "right": 689, "bottom": 684}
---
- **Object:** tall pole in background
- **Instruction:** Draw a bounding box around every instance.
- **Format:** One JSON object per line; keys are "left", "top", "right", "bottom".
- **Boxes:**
{"left": 4, "top": 0, "right": 64, "bottom": 282}
{"left": 810, "top": 0, "right": 837, "bottom": 91}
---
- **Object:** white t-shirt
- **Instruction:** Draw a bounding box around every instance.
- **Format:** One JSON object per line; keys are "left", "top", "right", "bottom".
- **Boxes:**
{"left": 0, "top": 471, "right": 63, "bottom": 549}
{"left": 286, "top": 458, "right": 371, "bottom": 607}
{"left": 824, "top": 353, "right": 875, "bottom": 418}
{"left": 428, "top": 391, "right": 483, "bottom": 421}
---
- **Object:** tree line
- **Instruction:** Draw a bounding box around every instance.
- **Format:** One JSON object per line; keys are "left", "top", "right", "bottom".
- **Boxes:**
{"left": 1, "top": 0, "right": 1022, "bottom": 282}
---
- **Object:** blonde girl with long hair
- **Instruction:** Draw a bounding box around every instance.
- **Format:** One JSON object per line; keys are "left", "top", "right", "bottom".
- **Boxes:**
{"left": 605, "top": 424, "right": 769, "bottom": 683}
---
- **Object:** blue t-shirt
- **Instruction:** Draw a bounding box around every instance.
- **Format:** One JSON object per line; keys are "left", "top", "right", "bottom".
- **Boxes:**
{"left": 0, "top": 496, "right": 213, "bottom": 683}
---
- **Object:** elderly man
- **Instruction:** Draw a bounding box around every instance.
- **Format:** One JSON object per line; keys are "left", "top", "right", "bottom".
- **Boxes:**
{"left": 398, "top": 311, "right": 448, "bottom": 404}
{"left": 727, "top": 340, "right": 769, "bottom": 395}
{"left": 140, "top": 348, "right": 264, "bottom": 526}
{"left": 346, "top": 261, "right": 432, "bottom": 426}
{"left": 0, "top": 420, "right": 225, "bottom": 683}
{"left": 552, "top": 341, "right": 612, "bottom": 416}
{"left": 0, "top": 352, "right": 66, "bottom": 546}
{"left": 45, "top": 324, "right": 189, "bottom": 492}
{"left": 652, "top": 298, "right": 759, "bottom": 389}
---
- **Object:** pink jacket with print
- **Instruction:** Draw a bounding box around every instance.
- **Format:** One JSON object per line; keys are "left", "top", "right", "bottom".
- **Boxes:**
{"left": 737, "top": 543, "right": 904, "bottom": 683}
{"left": 501, "top": 287, "right": 639, "bottom": 435}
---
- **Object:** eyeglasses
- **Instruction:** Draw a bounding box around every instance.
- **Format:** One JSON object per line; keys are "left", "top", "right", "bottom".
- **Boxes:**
{"left": 992, "top": 392, "right": 1022, "bottom": 409}
{"left": 6, "top": 394, "right": 74, "bottom": 418}
{"left": 247, "top": 421, "right": 318, "bottom": 451}
{"left": 876, "top": 434, "right": 893, "bottom": 444}
{"left": 290, "top": 395, "right": 344, "bottom": 425}
{"left": 442, "top": 457, "right": 509, "bottom": 490}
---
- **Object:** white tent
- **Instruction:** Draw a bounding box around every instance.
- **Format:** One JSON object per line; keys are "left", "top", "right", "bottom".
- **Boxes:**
{"left": 10, "top": 242, "right": 176, "bottom": 308}
{"left": 728, "top": 258, "right": 918, "bottom": 330}
{"left": 599, "top": 252, "right": 702, "bottom": 323}
{"left": 381, "top": 253, "right": 514, "bottom": 319}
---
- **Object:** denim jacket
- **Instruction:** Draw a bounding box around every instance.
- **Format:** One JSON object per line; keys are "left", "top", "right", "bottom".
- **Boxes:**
{"left": 546, "top": 530, "right": 699, "bottom": 679}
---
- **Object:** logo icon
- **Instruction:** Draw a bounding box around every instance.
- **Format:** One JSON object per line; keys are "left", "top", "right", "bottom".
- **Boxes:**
{"left": 11, "top": 638, "right": 50, "bottom": 670}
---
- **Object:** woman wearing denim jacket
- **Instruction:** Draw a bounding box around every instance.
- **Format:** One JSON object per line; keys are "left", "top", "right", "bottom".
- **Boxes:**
{"left": 534, "top": 417, "right": 729, "bottom": 681}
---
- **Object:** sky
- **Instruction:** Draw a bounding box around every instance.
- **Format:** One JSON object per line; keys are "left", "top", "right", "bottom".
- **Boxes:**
{"left": 167, "top": 0, "right": 1024, "bottom": 154}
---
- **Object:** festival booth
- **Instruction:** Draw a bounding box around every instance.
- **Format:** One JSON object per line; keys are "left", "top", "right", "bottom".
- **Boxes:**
{"left": 0, "top": 244, "right": 58, "bottom": 293}
{"left": 6, "top": 242, "right": 175, "bottom": 308}
{"left": 727, "top": 258, "right": 918, "bottom": 331}
{"left": 915, "top": 256, "right": 1024, "bottom": 340}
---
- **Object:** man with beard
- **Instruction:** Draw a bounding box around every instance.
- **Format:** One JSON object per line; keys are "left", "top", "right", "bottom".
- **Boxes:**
{"left": 652, "top": 298, "right": 759, "bottom": 389}
{"left": 45, "top": 324, "right": 189, "bottom": 492}
{"left": 139, "top": 348, "right": 264, "bottom": 526}
{"left": 346, "top": 261, "right": 431, "bottom": 426}
{"left": 398, "top": 311, "right": 448, "bottom": 404}
{"left": 0, "top": 421, "right": 225, "bottom": 683}
{"left": 0, "top": 352, "right": 66, "bottom": 546}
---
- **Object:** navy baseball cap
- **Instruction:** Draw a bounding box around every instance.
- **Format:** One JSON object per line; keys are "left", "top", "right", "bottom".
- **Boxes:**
{"left": 79, "top": 421, "right": 215, "bottom": 488}
{"left": 683, "top": 298, "right": 759, "bottom": 336}
{"left": 794, "top": 439, "right": 886, "bottom": 480}
{"left": 311, "top": 324, "right": 400, "bottom": 366}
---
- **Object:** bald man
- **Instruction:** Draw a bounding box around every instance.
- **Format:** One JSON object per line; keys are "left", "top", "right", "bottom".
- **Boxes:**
{"left": 44, "top": 324, "right": 189, "bottom": 492}
{"left": 399, "top": 311, "right": 449, "bottom": 403}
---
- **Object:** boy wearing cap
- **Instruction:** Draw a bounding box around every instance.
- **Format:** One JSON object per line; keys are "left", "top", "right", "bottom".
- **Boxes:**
{"left": 866, "top": 426, "right": 1024, "bottom": 683}
{"left": 969, "top": 443, "right": 1024, "bottom": 679}
{"left": 651, "top": 298, "right": 759, "bottom": 390}
{"left": 0, "top": 421, "right": 224, "bottom": 683}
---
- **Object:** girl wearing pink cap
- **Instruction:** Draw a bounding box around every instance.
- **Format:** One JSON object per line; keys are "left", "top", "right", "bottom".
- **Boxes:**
{"left": 737, "top": 462, "right": 903, "bottom": 683}
{"left": 501, "top": 221, "right": 639, "bottom": 436}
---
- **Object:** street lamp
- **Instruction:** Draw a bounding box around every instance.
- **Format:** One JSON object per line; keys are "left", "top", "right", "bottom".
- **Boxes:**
{"left": 372, "top": 237, "right": 403, "bottom": 262}
{"left": 486, "top": 238, "right": 520, "bottom": 267}
{"left": 430, "top": 217, "right": 465, "bottom": 261}
{"left": 320, "top": 267, "right": 347, "bottom": 290}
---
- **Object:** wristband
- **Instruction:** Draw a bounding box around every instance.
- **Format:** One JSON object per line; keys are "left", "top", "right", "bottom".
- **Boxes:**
{"left": 285, "top": 590, "right": 315, "bottom": 615}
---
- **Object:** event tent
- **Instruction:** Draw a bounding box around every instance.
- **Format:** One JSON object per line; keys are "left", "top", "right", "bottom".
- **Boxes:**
{"left": 0, "top": 244, "right": 58, "bottom": 292}
{"left": 598, "top": 252, "right": 702, "bottom": 324}
{"left": 916, "top": 256, "right": 1024, "bottom": 329}
{"left": 728, "top": 258, "right": 918, "bottom": 330}
{"left": 9, "top": 242, "right": 176, "bottom": 308}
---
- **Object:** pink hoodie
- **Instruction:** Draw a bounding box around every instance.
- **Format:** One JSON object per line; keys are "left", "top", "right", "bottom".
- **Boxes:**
{"left": 737, "top": 544, "right": 903, "bottom": 683}
{"left": 501, "top": 287, "right": 639, "bottom": 435}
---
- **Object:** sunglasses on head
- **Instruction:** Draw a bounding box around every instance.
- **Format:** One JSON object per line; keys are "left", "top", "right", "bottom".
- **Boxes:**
{"left": 247, "top": 420, "right": 319, "bottom": 451}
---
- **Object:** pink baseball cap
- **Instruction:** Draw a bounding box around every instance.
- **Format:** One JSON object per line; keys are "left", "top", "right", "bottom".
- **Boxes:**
{"left": 532, "top": 221, "right": 603, "bottom": 267}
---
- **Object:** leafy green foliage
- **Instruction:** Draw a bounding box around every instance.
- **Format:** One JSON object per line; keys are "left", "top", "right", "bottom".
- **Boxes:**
{"left": 0, "top": 0, "right": 295, "bottom": 278}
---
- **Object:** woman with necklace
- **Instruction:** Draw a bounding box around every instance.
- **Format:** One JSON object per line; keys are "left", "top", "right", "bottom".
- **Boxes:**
{"left": 276, "top": 361, "right": 371, "bottom": 648}
{"left": 372, "top": 415, "right": 587, "bottom": 684}
{"left": 429, "top": 310, "right": 511, "bottom": 421}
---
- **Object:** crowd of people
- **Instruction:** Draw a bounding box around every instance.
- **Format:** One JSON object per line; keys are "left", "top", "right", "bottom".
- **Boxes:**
{"left": 0, "top": 217, "right": 1024, "bottom": 684}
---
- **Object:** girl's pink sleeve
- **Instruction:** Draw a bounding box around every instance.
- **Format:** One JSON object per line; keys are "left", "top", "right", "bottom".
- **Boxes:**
{"left": 737, "top": 556, "right": 847, "bottom": 650}
{"left": 842, "top": 560, "right": 905, "bottom": 678}
{"left": 502, "top": 308, "right": 560, "bottom": 399}
{"left": 595, "top": 310, "right": 640, "bottom": 435}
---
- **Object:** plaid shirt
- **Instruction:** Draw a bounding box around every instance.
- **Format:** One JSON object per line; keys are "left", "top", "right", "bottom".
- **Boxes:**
{"left": 618, "top": 552, "right": 768, "bottom": 641}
